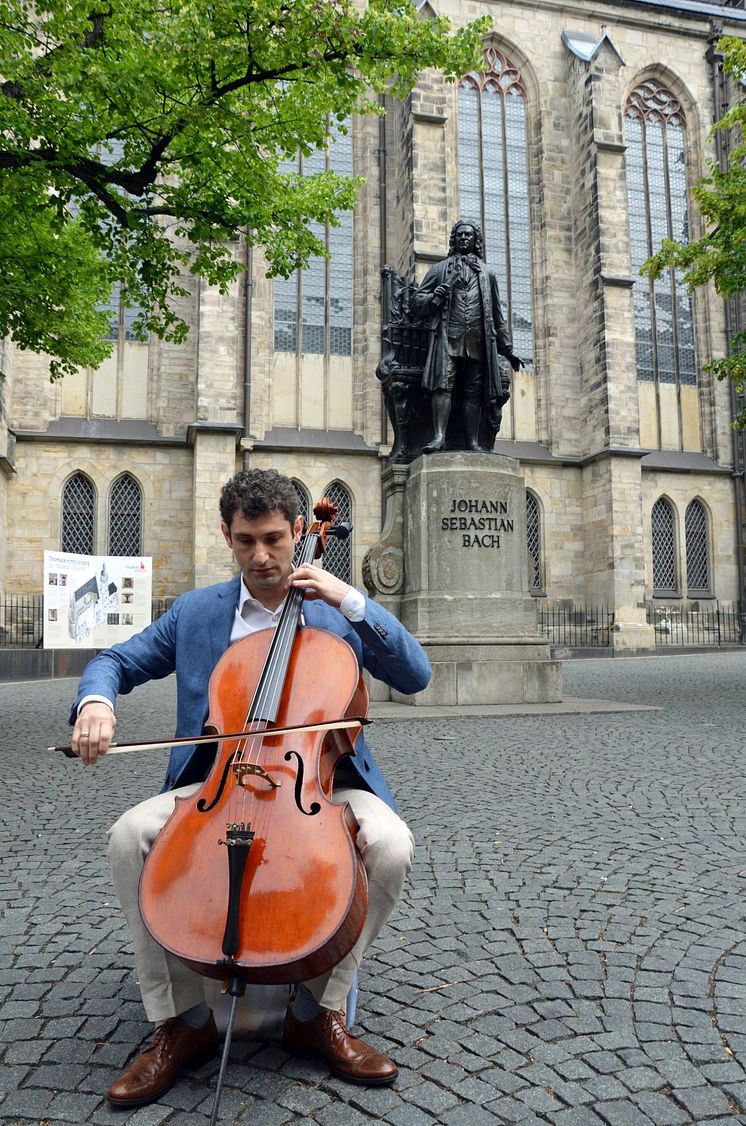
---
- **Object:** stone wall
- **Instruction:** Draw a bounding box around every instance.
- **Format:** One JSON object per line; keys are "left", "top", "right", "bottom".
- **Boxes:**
{"left": 642, "top": 469, "right": 739, "bottom": 603}
{"left": 5, "top": 442, "right": 195, "bottom": 598}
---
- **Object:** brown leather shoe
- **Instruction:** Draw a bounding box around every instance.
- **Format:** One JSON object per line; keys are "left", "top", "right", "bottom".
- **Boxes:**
{"left": 282, "top": 1007, "right": 397, "bottom": 1085}
{"left": 107, "top": 1014, "right": 219, "bottom": 1108}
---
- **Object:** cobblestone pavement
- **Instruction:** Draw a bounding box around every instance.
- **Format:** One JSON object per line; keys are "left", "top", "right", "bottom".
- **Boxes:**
{"left": 3, "top": 651, "right": 746, "bottom": 1125}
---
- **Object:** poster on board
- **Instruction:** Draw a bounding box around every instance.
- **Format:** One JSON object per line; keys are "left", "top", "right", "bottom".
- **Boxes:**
{"left": 43, "top": 552, "right": 153, "bottom": 649}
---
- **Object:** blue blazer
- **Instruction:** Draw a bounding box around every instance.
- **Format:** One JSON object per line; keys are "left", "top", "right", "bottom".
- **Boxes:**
{"left": 73, "top": 575, "right": 431, "bottom": 808}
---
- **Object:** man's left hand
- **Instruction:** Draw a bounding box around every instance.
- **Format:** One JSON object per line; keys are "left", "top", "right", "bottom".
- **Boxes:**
{"left": 507, "top": 353, "right": 524, "bottom": 370}
{"left": 288, "top": 563, "right": 351, "bottom": 608}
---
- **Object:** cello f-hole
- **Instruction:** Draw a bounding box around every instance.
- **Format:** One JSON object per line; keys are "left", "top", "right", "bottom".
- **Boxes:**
{"left": 196, "top": 756, "right": 236, "bottom": 813}
{"left": 284, "top": 750, "right": 321, "bottom": 816}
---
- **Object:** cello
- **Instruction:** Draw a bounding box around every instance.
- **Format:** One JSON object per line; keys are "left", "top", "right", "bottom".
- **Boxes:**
{"left": 138, "top": 498, "right": 369, "bottom": 1121}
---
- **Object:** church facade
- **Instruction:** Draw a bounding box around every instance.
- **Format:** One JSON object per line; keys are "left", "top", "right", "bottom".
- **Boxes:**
{"left": 1, "top": 0, "right": 745, "bottom": 650}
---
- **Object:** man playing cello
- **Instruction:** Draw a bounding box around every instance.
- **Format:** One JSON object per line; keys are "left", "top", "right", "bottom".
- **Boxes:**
{"left": 70, "top": 468, "right": 431, "bottom": 1108}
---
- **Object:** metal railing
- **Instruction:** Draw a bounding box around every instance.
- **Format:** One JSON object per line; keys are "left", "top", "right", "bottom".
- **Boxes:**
{"left": 4, "top": 593, "right": 743, "bottom": 650}
{"left": 646, "top": 601, "right": 746, "bottom": 647}
{"left": 538, "top": 603, "right": 614, "bottom": 648}
{"left": 0, "top": 595, "right": 44, "bottom": 647}
{"left": 0, "top": 594, "right": 174, "bottom": 648}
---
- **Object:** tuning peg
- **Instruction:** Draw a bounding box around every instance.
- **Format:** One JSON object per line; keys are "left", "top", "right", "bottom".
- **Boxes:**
{"left": 326, "top": 522, "right": 353, "bottom": 540}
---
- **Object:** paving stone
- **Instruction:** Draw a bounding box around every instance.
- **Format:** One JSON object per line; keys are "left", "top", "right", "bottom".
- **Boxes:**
{"left": 546, "top": 1108, "right": 608, "bottom": 1125}
{"left": 594, "top": 1100, "right": 655, "bottom": 1125}
{"left": 515, "top": 1084, "right": 565, "bottom": 1114}
{"left": 315, "top": 1103, "right": 372, "bottom": 1126}
{"left": 485, "top": 1096, "right": 533, "bottom": 1123}
{"left": 5, "top": 656, "right": 746, "bottom": 1124}
{"left": 616, "top": 1066, "right": 666, "bottom": 1093}
{"left": 127, "top": 1105, "right": 178, "bottom": 1125}
{"left": 384, "top": 1105, "right": 440, "bottom": 1126}
{"left": 0, "top": 1089, "right": 55, "bottom": 1117}
{"left": 452, "top": 1074, "right": 507, "bottom": 1104}
{"left": 445, "top": 1105, "right": 504, "bottom": 1125}
{"left": 45, "top": 1092, "right": 106, "bottom": 1123}
{"left": 583, "top": 1076, "right": 630, "bottom": 1102}
{"left": 629, "top": 1091, "right": 691, "bottom": 1125}
{"left": 404, "top": 1078, "right": 460, "bottom": 1114}
{"left": 672, "top": 1085, "right": 734, "bottom": 1117}
{"left": 583, "top": 1052, "right": 624, "bottom": 1076}
{"left": 347, "top": 1086, "right": 401, "bottom": 1116}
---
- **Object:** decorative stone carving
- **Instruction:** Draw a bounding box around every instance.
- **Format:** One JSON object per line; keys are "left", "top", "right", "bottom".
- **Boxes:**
{"left": 361, "top": 464, "right": 408, "bottom": 600}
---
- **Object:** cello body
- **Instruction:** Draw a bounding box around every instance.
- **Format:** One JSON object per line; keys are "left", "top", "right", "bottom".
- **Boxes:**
{"left": 139, "top": 624, "right": 369, "bottom": 984}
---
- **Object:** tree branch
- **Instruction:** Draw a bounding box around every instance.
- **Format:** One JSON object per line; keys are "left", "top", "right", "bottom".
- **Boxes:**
{"left": 2, "top": 10, "right": 109, "bottom": 103}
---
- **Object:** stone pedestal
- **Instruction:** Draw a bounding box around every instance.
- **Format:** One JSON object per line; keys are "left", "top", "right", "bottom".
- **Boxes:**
{"left": 390, "top": 452, "right": 561, "bottom": 705}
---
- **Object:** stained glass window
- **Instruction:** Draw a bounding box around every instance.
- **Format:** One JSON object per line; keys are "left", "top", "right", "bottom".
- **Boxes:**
{"left": 458, "top": 46, "right": 533, "bottom": 368}
{"left": 274, "top": 124, "right": 353, "bottom": 357}
{"left": 62, "top": 473, "right": 96, "bottom": 555}
{"left": 651, "top": 497, "right": 678, "bottom": 594}
{"left": 624, "top": 80, "right": 697, "bottom": 386}
{"left": 685, "top": 499, "right": 710, "bottom": 593}
{"left": 108, "top": 474, "right": 143, "bottom": 556}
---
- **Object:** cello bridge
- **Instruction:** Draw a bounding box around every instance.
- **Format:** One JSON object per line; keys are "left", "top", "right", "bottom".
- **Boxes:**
{"left": 232, "top": 762, "right": 281, "bottom": 789}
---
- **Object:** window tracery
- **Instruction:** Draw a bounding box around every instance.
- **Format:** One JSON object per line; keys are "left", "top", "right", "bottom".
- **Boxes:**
{"left": 458, "top": 46, "right": 533, "bottom": 368}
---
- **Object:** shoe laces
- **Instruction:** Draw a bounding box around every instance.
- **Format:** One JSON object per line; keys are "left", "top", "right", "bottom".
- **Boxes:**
{"left": 149, "top": 1018, "right": 179, "bottom": 1058}
{"left": 324, "top": 1010, "right": 351, "bottom": 1045}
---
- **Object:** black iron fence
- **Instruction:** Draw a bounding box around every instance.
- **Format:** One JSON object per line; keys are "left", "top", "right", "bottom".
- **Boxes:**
{"left": 537, "top": 603, "right": 614, "bottom": 648}
{"left": 0, "top": 594, "right": 44, "bottom": 647}
{"left": 0, "top": 595, "right": 173, "bottom": 648}
{"left": 645, "top": 601, "right": 746, "bottom": 647}
{"left": 3, "top": 593, "right": 744, "bottom": 650}
{"left": 537, "top": 600, "right": 746, "bottom": 649}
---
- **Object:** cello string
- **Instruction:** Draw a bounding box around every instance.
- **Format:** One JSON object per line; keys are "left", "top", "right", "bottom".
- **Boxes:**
{"left": 239, "top": 579, "right": 305, "bottom": 763}
{"left": 232, "top": 529, "right": 318, "bottom": 824}
{"left": 233, "top": 581, "right": 304, "bottom": 826}
{"left": 237, "top": 529, "right": 317, "bottom": 762}
{"left": 234, "top": 509, "right": 338, "bottom": 827}
{"left": 236, "top": 525, "right": 322, "bottom": 824}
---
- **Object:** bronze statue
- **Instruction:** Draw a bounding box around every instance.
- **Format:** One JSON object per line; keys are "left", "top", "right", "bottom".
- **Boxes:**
{"left": 410, "top": 220, "right": 523, "bottom": 453}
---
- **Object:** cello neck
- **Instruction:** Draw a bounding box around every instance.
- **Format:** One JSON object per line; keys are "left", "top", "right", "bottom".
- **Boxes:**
{"left": 245, "top": 529, "right": 321, "bottom": 725}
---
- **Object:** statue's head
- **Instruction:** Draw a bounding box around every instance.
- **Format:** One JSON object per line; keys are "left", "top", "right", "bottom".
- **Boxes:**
{"left": 448, "top": 220, "right": 483, "bottom": 259}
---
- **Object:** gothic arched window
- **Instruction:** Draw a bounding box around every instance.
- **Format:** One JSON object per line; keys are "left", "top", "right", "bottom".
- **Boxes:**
{"left": 651, "top": 497, "right": 678, "bottom": 594}
{"left": 685, "top": 499, "right": 710, "bottom": 594}
{"left": 526, "top": 490, "right": 543, "bottom": 593}
{"left": 291, "top": 479, "right": 311, "bottom": 533}
{"left": 624, "top": 79, "right": 697, "bottom": 386}
{"left": 322, "top": 481, "right": 353, "bottom": 585}
{"left": 291, "top": 479, "right": 311, "bottom": 565}
{"left": 458, "top": 45, "right": 533, "bottom": 367}
{"left": 274, "top": 124, "right": 353, "bottom": 358}
{"left": 108, "top": 473, "right": 143, "bottom": 556}
{"left": 61, "top": 472, "right": 96, "bottom": 555}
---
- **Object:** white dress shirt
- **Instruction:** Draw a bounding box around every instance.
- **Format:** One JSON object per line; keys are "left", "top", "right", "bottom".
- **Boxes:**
{"left": 230, "top": 579, "right": 365, "bottom": 642}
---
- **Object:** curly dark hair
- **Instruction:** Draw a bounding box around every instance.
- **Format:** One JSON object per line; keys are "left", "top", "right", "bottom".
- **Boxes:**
{"left": 448, "top": 219, "right": 484, "bottom": 260}
{"left": 219, "top": 469, "right": 300, "bottom": 528}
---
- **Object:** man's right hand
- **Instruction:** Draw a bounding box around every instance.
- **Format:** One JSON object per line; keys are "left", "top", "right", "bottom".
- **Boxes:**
{"left": 71, "top": 701, "right": 116, "bottom": 766}
{"left": 431, "top": 284, "right": 449, "bottom": 308}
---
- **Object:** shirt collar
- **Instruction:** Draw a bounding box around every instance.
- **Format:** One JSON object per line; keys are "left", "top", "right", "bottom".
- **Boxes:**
{"left": 238, "top": 578, "right": 286, "bottom": 618}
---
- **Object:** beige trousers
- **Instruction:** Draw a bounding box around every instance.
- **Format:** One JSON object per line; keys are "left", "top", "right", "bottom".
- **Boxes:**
{"left": 107, "top": 785, "right": 414, "bottom": 1023}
